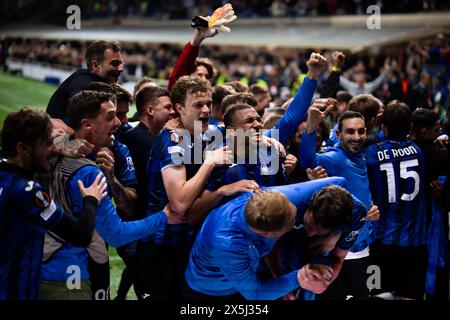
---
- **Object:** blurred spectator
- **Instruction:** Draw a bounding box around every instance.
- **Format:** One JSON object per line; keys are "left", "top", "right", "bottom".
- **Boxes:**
{"left": 5, "top": 0, "right": 448, "bottom": 25}
{"left": 407, "top": 71, "right": 433, "bottom": 111}
{"left": 2, "top": 34, "right": 449, "bottom": 113}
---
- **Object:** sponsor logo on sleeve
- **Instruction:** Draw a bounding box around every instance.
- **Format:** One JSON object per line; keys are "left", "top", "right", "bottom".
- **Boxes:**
{"left": 40, "top": 200, "right": 57, "bottom": 221}
{"left": 34, "top": 190, "right": 57, "bottom": 221}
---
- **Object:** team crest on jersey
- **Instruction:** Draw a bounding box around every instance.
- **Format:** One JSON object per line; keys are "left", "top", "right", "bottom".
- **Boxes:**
{"left": 40, "top": 200, "right": 57, "bottom": 221}
{"left": 34, "top": 190, "right": 51, "bottom": 209}
{"left": 126, "top": 157, "right": 135, "bottom": 169}
{"left": 345, "top": 230, "right": 360, "bottom": 242}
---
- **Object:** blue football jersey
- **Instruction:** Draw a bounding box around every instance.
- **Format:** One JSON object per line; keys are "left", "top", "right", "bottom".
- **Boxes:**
{"left": 364, "top": 139, "right": 427, "bottom": 246}
{"left": 146, "top": 126, "right": 225, "bottom": 245}
{"left": 0, "top": 162, "right": 64, "bottom": 299}
{"left": 110, "top": 140, "right": 137, "bottom": 189}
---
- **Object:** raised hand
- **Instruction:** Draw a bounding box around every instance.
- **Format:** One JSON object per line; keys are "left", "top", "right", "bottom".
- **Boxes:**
{"left": 306, "top": 52, "right": 328, "bottom": 80}
{"left": 331, "top": 51, "right": 345, "bottom": 69}
{"left": 207, "top": 3, "right": 237, "bottom": 32}
{"left": 191, "top": 27, "right": 219, "bottom": 46}
{"left": 305, "top": 99, "right": 336, "bottom": 134}
{"left": 191, "top": 3, "right": 237, "bottom": 38}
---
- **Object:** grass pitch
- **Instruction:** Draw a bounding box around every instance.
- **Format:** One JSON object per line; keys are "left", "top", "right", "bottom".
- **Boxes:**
{"left": 0, "top": 71, "right": 57, "bottom": 127}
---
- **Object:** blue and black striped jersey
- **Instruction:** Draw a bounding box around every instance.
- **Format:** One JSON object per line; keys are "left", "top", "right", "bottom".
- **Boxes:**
{"left": 145, "top": 126, "right": 225, "bottom": 245}
{"left": 364, "top": 139, "right": 427, "bottom": 247}
{"left": 110, "top": 140, "right": 137, "bottom": 189}
{"left": 0, "top": 162, "right": 64, "bottom": 299}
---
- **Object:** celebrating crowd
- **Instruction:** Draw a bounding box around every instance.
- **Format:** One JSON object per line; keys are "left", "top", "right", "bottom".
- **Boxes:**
{"left": 1, "top": 5, "right": 449, "bottom": 301}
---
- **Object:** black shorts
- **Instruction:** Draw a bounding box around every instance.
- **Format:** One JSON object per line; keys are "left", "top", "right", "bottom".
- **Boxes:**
{"left": 316, "top": 256, "right": 371, "bottom": 300}
{"left": 181, "top": 281, "right": 244, "bottom": 301}
{"left": 133, "top": 240, "right": 191, "bottom": 300}
{"left": 369, "top": 242, "right": 427, "bottom": 299}
{"left": 87, "top": 256, "right": 110, "bottom": 300}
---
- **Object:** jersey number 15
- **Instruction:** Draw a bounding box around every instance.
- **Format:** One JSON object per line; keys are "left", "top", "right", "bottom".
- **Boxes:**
{"left": 380, "top": 159, "right": 420, "bottom": 203}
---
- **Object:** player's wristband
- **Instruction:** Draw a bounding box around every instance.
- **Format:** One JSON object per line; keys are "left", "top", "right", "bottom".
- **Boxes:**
{"left": 306, "top": 72, "right": 316, "bottom": 80}
{"left": 331, "top": 66, "right": 341, "bottom": 73}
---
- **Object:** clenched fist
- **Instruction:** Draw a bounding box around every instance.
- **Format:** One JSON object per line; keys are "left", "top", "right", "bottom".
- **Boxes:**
{"left": 307, "top": 53, "right": 328, "bottom": 80}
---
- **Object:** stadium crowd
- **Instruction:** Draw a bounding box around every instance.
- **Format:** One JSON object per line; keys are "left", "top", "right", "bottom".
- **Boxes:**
{"left": 5, "top": 0, "right": 450, "bottom": 24}
{"left": 0, "top": 7, "right": 449, "bottom": 301}
{"left": 2, "top": 32, "right": 449, "bottom": 113}
{"left": 18, "top": 0, "right": 450, "bottom": 21}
